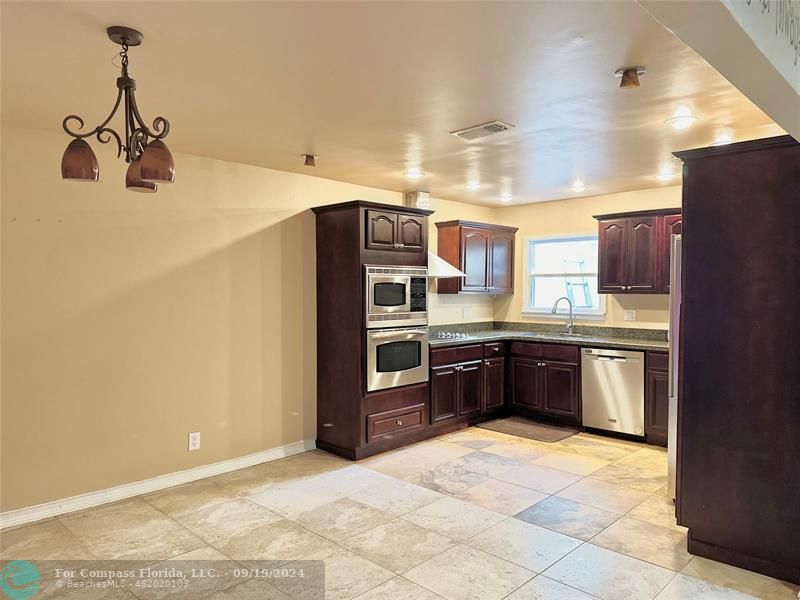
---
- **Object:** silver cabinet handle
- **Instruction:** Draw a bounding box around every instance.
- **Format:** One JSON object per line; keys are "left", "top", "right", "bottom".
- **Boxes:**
{"left": 399, "top": 243, "right": 405, "bottom": 248}
{"left": 395, "top": 420, "right": 403, "bottom": 425}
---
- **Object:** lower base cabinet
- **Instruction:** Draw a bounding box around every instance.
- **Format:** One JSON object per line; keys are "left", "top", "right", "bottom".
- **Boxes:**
{"left": 483, "top": 357, "right": 505, "bottom": 412}
{"left": 511, "top": 357, "right": 542, "bottom": 409}
{"left": 431, "top": 364, "right": 458, "bottom": 423}
{"left": 542, "top": 361, "right": 580, "bottom": 419}
{"left": 430, "top": 359, "right": 484, "bottom": 423}
{"left": 509, "top": 343, "right": 581, "bottom": 424}
{"left": 645, "top": 352, "right": 669, "bottom": 447}
{"left": 430, "top": 344, "right": 506, "bottom": 424}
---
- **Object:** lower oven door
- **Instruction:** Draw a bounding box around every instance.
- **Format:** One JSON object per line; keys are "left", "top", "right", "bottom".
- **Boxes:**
{"left": 366, "top": 328, "right": 429, "bottom": 392}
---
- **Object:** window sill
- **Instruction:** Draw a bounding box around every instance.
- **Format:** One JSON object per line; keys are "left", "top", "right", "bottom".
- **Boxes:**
{"left": 520, "top": 310, "right": 607, "bottom": 322}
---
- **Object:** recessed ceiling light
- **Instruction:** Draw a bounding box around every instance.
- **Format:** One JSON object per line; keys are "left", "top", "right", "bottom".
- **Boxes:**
{"left": 570, "top": 179, "right": 586, "bottom": 193}
{"left": 712, "top": 130, "right": 734, "bottom": 146}
{"left": 665, "top": 106, "right": 697, "bottom": 130}
{"left": 404, "top": 169, "right": 424, "bottom": 180}
{"left": 655, "top": 169, "right": 675, "bottom": 182}
{"left": 500, "top": 192, "right": 512, "bottom": 202}
{"left": 465, "top": 181, "right": 481, "bottom": 191}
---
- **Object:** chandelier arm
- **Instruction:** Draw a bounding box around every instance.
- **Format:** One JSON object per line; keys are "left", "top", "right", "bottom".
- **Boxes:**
{"left": 128, "top": 88, "right": 171, "bottom": 141}
{"left": 129, "top": 128, "right": 148, "bottom": 160}
{"left": 95, "top": 127, "right": 124, "bottom": 159}
{"left": 62, "top": 87, "right": 124, "bottom": 140}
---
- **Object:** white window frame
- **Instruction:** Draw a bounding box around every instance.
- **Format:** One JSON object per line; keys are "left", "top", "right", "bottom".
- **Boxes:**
{"left": 522, "top": 234, "right": 607, "bottom": 320}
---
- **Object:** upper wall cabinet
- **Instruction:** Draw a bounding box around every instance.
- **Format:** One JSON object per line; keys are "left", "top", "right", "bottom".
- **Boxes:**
{"left": 594, "top": 209, "right": 681, "bottom": 294}
{"left": 365, "top": 209, "right": 426, "bottom": 253}
{"left": 435, "top": 220, "right": 518, "bottom": 294}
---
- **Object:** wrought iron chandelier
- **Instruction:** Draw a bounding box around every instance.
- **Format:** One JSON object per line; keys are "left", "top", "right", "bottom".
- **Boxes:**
{"left": 61, "top": 26, "right": 175, "bottom": 192}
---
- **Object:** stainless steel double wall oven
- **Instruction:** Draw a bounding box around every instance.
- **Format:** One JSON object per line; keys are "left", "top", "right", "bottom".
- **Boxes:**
{"left": 364, "top": 265, "right": 429, "bottom": 392}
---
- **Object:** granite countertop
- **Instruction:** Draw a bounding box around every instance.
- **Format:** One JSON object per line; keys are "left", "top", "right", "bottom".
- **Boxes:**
{"left": 429, "top": 329, "right": 669, "bottom": 353}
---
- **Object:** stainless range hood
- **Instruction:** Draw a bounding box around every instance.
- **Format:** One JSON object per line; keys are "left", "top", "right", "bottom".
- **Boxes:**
{"left": 427, "top": 251, "right": 466, "bottom": 278}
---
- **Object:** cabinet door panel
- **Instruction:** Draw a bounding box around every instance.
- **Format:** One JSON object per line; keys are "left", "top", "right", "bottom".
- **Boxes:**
{"left": 511, "top": 358, "right": 542, "bottom": 409}
{"left": 461, "top": 228, "right": 490, "bottom": 291}
{"left": 489, "top": 231, "right": 515, "bottom": 294}
{"left": 645, "top": 366, "right": 669, "bottom": 447}
{"left": 627, "top": 216, "right": 659, "bottom": 292}
{"left": 431, "top": 365, "right": 458, "bottom": 423}
{"left": 366, "top": 210, "right": 398, "bottom": 250}
{"left": 398, "top": 215, "right": 425, "bottom": 251}
{"left": 542, "top": 361, "right": 580, "bottom": 420}
{"left": 483, "top": 357, "right": 505, "bottom": 412}
{"left": 658, "top": 214, "right": 683, "bottom": 293}
{"left": 598, "top": 219, "right": 628, "bottom": 292}
{"left": 458, "top": 360, "right": 483, "bottom": 418}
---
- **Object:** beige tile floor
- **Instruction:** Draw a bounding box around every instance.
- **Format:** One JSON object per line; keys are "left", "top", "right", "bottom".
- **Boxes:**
{"left": 2, "top": 427, "right": 799, "bottom": 600}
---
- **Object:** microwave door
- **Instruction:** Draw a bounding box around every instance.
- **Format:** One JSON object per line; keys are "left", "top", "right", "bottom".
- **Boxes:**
{"left": 369, "top": 277, "right": 411, "bottom": 314}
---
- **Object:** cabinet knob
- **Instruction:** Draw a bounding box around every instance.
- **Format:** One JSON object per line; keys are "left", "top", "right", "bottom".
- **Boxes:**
{"left": 399, "top": 243, "right": 405, "bottom": 248}
{"left": 626, "top": 285, "right": 631, "bottom": 290}
{"left": 395, "top": 420, "right": 403, "bottom": 426}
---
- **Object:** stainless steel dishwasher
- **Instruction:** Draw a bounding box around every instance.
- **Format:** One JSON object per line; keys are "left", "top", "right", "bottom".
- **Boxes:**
{"left": 581, "top": 348, "right": 645, "bottom": 436}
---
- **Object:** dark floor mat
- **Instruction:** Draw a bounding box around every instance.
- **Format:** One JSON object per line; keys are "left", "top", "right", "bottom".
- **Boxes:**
{"left": 477, "top": 416, "right": 579, "bottom": 443}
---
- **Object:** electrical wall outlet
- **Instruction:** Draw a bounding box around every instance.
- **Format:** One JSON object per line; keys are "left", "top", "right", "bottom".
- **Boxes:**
{"left": 188, "top": 431, "right": 201, "bottom": 451}
{"left": 624, "top": 310, "right": 637, "bottom": 321}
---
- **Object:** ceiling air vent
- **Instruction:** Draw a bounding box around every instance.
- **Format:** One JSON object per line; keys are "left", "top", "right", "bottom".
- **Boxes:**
{"left": 450, "top": 120, "right": 514, "bottom": 142}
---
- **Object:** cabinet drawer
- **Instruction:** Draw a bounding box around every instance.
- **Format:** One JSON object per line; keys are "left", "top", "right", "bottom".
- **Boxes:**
{"left": 367, "top": 404, "right": 425, "bottom": 441}
{"left": 647, "top": 351, "right": 669, "bottom": 372}
{"left": 542, "top": 343, "right": 580, "bottom": 363}
{"left": 483, "top": 343, "right": 504, "bottom": 357}
{"left": 431, "top": 344, "right": 484, "bottom": 366}
{"left": 509, "top": 341, "right": 543, "bottom": 359}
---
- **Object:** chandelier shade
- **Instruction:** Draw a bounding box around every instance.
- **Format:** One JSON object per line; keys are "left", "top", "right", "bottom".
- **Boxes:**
{"left": 61, "top": 139, "right": 99, "bottom": 182}
{"left": 140, "top": 140, "right": 175, "bottom": 183}
{"left": 126, "top": 158, "right": 158, "bottom": 193}
{"left": 61, "top": 26, "right": 174, "bottom": 191}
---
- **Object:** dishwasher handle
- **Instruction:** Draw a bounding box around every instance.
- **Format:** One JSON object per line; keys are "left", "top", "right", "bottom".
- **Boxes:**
{"left": 597, "top": 356, "right": 627, "bottom": 362}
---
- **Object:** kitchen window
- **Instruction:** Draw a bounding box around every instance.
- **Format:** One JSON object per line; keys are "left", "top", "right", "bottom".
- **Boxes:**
{"left": 524, "top": 236, "right": 605, "bottom": 317}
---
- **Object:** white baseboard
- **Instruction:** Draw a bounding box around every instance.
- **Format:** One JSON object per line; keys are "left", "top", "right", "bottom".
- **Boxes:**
{"left": 0, "top": 439, "right": 317, "bottom": 530}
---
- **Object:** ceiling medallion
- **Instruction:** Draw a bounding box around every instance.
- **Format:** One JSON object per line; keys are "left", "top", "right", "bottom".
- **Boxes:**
{"left": 61, "top": 26, "right": 175, "bottom": 192}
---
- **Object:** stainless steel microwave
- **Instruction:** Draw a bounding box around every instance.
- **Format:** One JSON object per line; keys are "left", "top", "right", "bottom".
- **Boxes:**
{"left": 365, "top": 265, "right": 428, "bottom": 329}
{"left": 366, "top": 327, "right": 429, "bottom": 392}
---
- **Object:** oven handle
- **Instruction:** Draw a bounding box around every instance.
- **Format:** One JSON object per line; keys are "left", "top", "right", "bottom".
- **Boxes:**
{"left": 368, "top": 329, "right": 428, "bottom": 338}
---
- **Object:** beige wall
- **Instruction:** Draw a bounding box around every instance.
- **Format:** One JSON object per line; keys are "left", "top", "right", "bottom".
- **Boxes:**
{"left": 492, "top": 186, "right": 681, "bottom": 330}
{"left": 1, "top": 128, "right": 415, "bottom": 511}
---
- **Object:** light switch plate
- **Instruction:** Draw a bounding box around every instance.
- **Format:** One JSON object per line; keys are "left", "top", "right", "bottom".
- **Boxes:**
{"left": 624, "top": 310, "right": 637, "bottom": 321}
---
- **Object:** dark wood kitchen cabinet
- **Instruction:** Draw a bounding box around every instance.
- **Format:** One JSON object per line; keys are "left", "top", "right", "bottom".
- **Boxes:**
{"left": 430, "top": 364, "right": 458, "bottom": 423}
{"left": 435, "top": 220, "right": 518, "bottom": 294}
{"left": 645, "top": 351, "right": 669, "bottom": 447}
{"left": 483, "top": 356, "right": 505, "bottom": 413}
{"left": 313, "top": 200, "right": 433, "bottom": 463}
{"left": 430, "top": 345, "right": 485, "bottom": 424}
{"left": 542, "top": 361, "right": 580, "bottom": 419}
{"left": 674, "top": 136, "right": 800, "bottom": 585}
{"left": 365, "top": 209, "right": 425, "bottom": 253}
{"left": 595, "top": 208, "right": 681, "bottom": 294}
{"left": 510, "top": 358, "right": 543, "bottom": 410}
{"left": 509, "top": 342, "right": 580, "bottom": 424}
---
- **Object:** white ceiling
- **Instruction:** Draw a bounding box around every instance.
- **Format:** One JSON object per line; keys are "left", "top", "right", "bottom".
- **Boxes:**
{"left": 1, "top": 1, "right": 782, "bottom": 206}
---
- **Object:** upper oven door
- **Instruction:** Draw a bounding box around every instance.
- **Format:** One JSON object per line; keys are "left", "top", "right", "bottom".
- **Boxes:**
{"left": 366, "top": 328, "right": 429, "bottom": 392}
{"left": 368, "top": 275, "right": 411, "bottom": 314}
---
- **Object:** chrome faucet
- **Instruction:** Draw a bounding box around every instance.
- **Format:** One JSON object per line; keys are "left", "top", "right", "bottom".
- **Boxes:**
{"left": 551, "top": 296, "right": 575, "bottom": 334}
